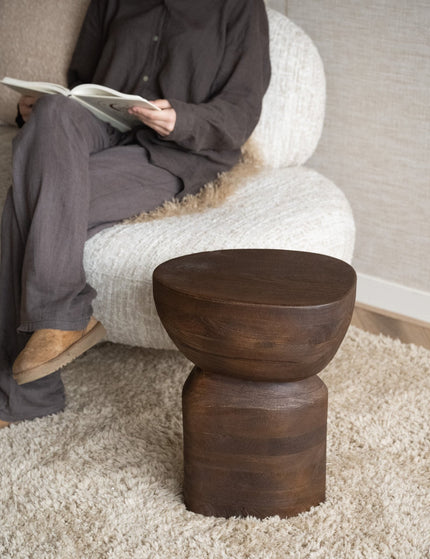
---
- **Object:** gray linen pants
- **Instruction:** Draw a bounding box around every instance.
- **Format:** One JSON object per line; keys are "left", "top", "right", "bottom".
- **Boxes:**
{"left": 0, "top": 95, "right": 182, "bottom": 422}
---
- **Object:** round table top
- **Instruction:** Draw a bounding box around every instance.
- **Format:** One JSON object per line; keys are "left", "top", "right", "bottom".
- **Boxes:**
{"left": 153, "top": 249, "right": 356, "bottom": 309}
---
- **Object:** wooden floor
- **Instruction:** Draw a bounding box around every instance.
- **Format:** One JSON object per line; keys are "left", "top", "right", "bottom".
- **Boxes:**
{"left": 351, "top": 304, "right": 430, "bottom": 350}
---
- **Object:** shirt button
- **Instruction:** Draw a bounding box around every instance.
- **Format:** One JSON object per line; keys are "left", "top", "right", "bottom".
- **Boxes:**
{"left": 142, "top": 75, "right": 149, "bottom": 82}
{"left": 153, "top": 35, "right": 159, "bottom": 42}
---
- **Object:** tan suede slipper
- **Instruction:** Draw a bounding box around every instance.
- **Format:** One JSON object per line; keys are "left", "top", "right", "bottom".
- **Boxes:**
{"left": 0, "top": 419, "right": 10, "bottom": 429}
{"left": 13, "top": 317, "right": 106, "bottom": 385}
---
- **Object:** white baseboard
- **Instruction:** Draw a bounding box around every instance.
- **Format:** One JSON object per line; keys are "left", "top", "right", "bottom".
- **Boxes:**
{"left": 356, "top": 273, "right": 430, "bottom": 326}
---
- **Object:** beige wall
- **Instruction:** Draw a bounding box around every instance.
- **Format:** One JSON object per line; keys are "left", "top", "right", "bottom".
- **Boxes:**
{"left": 266, "top": 0, "right": 287, "bottom": 14}
{"left": 286, "top": 1, "right": 430, "bottom": 297}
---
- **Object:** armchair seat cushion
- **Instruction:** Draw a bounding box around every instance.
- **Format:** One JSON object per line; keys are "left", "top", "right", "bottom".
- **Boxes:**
{"left": 83, "top": 165, "right": 355, "bottom": 348}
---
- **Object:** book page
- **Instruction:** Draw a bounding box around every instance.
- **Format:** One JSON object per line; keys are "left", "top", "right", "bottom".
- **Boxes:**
{"left": 1, "top": 77, "right": 69, "bottom": 96}
{"left": 74, "top": 98, "right": 131, "bottom": 132}
{"left": 76, "top": 95, "right": 157, "bottom": 129}
{"left": 71, "top": 84, "right": 161, "bottom": 111}
{"left": 71, "top": 84, "right": 126, "bottom": 97}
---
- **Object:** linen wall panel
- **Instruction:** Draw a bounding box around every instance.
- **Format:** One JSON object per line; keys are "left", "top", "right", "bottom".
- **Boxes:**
{"left": 287, "top": 0, "right": 430, "bottom": 293}
{"left": 266, "top": 0, "right": 288, "bottom": 14}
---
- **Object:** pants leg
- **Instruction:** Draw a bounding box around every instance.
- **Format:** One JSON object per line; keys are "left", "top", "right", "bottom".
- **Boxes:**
{"left": 14, "top": 95, "right": 124, "bottom": 332}
{"left": 87, "top": 144, "right": 183, "bottom": 237}
{"left": 0, "top": 95, "right": 182, "bottom": 422}
{"left": 0, "top": 189, "right": 65, "bottom": 422}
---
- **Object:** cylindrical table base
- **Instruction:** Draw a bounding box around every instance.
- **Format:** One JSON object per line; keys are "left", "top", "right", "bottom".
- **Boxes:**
{"left": 182, "top": 367, "right": 328, "bottom": 519}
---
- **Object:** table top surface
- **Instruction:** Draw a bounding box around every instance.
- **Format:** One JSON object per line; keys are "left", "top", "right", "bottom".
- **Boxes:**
{"left": 153, "top": 249, "right": 356, "bottom": 308}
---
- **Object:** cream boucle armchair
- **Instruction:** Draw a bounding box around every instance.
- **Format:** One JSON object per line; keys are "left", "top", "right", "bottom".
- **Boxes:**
{"left": 0, "top": 4, "right": 355, "bottom": 349}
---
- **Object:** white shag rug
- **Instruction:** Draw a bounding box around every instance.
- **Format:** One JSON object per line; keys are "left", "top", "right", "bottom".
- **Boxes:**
{"left": 1, "top": 327, "right": 429, "bottom": 559}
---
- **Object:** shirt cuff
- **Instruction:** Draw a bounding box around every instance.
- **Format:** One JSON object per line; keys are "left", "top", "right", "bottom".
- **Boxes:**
{"left": 164, "top": 98, "right": 197, "bottom": 145}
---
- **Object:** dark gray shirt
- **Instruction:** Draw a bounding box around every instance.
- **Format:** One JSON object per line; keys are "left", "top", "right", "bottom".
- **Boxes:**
{"left": 68, "top": 0, "right": 271, "bottom": 198}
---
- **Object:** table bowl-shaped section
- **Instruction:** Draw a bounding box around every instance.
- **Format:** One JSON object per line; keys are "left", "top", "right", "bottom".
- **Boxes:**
{"left": 153, "top": 250, "right": 356, "bottom": 382}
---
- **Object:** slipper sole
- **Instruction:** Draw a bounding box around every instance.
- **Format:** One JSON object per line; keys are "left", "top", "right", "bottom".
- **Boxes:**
{"left": 13, "top": 322, "right": 107, "bottom": 385}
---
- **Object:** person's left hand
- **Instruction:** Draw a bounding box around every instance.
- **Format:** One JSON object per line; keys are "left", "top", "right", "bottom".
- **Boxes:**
{"left": 18, "top": 95, "right": 38, "bottom": 123}
{"left": 128, "top": 99, "right": 176, "bottom": 136}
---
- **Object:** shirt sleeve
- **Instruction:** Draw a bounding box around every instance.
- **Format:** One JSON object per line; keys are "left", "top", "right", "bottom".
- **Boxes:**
{"left": 165, "top": 0, "right": 271, "bottom": 153}
{"left": 67, "top": 0, "right": 106, "bottom": 89}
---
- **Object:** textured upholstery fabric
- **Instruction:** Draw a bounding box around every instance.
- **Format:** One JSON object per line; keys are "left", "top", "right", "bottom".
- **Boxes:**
{"left": 252, "top": 9, "right": 326, "bottom": 168}
{"left": 84, "top": 166, "right": 355, "bottom": 348}
{"left": 0, "top": 5, "right": 355, "bottom": 349}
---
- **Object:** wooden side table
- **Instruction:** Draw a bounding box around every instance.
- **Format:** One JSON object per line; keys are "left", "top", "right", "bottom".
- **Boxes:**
{"left": 153, "top": 249, "right": 356, "bottom": 518}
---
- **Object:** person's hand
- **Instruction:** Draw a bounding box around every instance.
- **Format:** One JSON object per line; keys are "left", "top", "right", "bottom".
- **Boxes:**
{"left": 18, "top": 95, "right": 38, "bottom": 123}
{"left": 128, "top": 99, "right": 176, "bottom": 136}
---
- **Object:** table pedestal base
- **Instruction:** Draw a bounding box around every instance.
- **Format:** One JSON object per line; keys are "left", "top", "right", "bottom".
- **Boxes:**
{"left": 182, "top": 367, "right": 328, "bottom": 519}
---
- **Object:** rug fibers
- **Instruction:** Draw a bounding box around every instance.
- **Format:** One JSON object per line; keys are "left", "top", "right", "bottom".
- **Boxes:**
{"left": 0, "top": 326, "right": 429, "bottom": 559}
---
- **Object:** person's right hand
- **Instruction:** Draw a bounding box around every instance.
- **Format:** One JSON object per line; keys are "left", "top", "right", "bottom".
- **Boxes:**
{"left": 18, "top": 95, "right": 38, "bottom": 122}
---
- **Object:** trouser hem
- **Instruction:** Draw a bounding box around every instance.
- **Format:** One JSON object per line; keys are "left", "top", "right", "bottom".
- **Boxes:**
{"left": 0, "top": 404, "right": 65, "bottom": 424}
{"left": 18, "top": 316, "right": 92, "bottom": 333}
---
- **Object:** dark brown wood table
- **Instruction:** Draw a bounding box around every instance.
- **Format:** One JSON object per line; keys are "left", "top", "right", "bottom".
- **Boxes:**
{"left": 153, "top": 249, "right": 356, "bottom": 519}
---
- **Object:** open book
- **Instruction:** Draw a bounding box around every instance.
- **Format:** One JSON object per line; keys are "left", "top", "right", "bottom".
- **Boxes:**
{"left": 1, "top": 76, "right": 161, "bottom": 132}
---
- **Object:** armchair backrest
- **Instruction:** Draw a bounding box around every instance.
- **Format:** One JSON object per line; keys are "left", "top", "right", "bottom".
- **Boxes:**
{"left": 251, "top": 8, "right": 326, "bottom": 168}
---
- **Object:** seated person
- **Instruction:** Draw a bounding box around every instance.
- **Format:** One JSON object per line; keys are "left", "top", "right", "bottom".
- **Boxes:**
{"left": 0, "top": 0, "right": 270, "bottom": 428}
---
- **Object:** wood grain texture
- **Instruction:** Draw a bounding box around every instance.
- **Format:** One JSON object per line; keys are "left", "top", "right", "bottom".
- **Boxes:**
{"left": 352, "top": 304, "right": 430, "bottom": 350}
{"left": 153, "top": 249, "right": 356, "bottom": 518}
{"left": 182, "top": 368, "right": 327, "bottom": 519}
{"left": 153, "top": 249, "right": 356, "bottom": 382}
